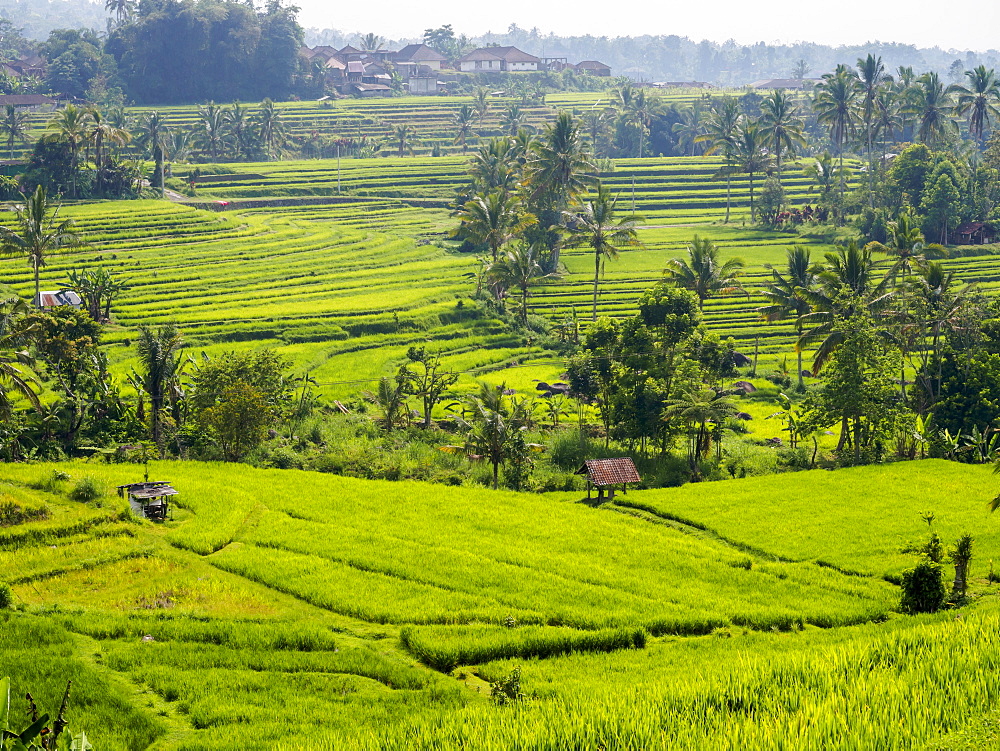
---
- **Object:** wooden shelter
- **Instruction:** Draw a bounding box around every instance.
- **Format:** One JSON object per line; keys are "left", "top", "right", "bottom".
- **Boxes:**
{"left": 118, "top": 482, "right": 178, "bottom": 521}
{"left": 577, "top": 458, "right": 641, "bottom": 501}
{"left": 955, "top": 222, "right": 996, "bottom": 245}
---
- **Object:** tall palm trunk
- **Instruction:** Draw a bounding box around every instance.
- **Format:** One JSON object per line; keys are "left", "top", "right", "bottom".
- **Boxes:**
{"left": 592, "top": 248, "right": 601, "bottom": 321}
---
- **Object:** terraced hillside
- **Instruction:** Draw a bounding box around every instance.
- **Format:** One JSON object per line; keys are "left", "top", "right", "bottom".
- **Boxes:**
{"left": 1, "top": 460, "right": 999, "bottom": 749}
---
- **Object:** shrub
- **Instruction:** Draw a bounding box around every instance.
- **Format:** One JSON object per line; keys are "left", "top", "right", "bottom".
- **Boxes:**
{"left": 900, "top": 561, "right": 947, "bottom": 614}
{"left": 490, "top": 667, "right": 523, "bottom": 706}
{"left": 0, "top": 581, "right": 13, "bottom": 609}
{"left": 70, "top": 477, "right": 105, "bottom": 503}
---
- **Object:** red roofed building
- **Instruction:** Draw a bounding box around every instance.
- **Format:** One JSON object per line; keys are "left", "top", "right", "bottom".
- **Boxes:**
{"left": 576, "top": 458, "right": 641, "bottom": 501}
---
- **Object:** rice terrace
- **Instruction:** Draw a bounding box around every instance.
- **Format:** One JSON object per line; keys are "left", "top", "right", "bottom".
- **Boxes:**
{"left": 5, "top": 3, "right": 1000, "bottom": 750}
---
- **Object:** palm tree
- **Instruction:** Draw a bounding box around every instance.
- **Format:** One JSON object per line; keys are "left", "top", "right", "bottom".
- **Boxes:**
{"left": 452, "top": 104, "right": 475, "bottom": 153}
{"left": 697, "top": 97, "right": 741, "bottom": 223}
{"left": 856, "top": 54, "right": 889, "bottom": 202}
{"left": 803, "top": 151, "right": 842, "bottom": 207}
{"left": 527, "top": 111, "right": 597, "bottom": 210}
{"left": 796, "top": 240, "right": 895, "bottom": 372}
{"left": 133, "top": 111, "right": 170, "bottom": 198}
{"left": 582, "top": 105, "right": 613, "bottom": 159}
{"left": 468, "top": 137, "right": 517, "bottom": 192}
{"left": 43, "top": 104, "right": 89, "bottom": 198}
{"left": 500, "top": 104, "right": 527, "bottom": 137}
{"left": 87, "top": 106, "right": 130, "bottom": 196}
{"left": 452, "top": 382, "right": 532, "bottom": 489}
{"left": 453, "top": 189, "right": 535, "bottom": 261}
{"left": 950, "top": 66, "right": 1000, "bottom": 147}
{"left": 104, "top": 0, "right": 135, "bottom": 25}
{"left": 864, "top": 211, "right": 945, "bottom": 282}
{"left": 872, "top": 87, "right": 902, "bottom": 165}
{"left": 136, "top": 323, "right": 183, "bottom": 453}
{"left": 814, "top": 64, "right": 859, "bottom": 213}
{"left": 223, "top": 101, "right": 251, "bottom": 159}
{"left": 663, "top": 235, "right": 745, "bottom": 309}
{"left": 910, "top": 72, "right": 956, "bottom": 148}
{"left": 357, "top": 33, "right": 385, "bottom": 52}
{"left": 486, "top": 243, "right": 556, "bottom": 324}
{"left": 669, "top": 105, "right": 701, "bottom": 156}
{"left": 253, "top": 98, "right": 286, "bottom": 161}
{"left": 759, "top": 89, "right": 805, "bottom": 184}
{"left": 563, "top": 185, "right": 643, "bottom": 320}
{"left": 195, "top": 102, "right": 225, "bottom": 160}
{"left": 661, "top": 386, "right": 738, "bottom": 477}
{"left": 363, "top": 376, "right": 408, "bottom": 430}
{"left": 0, "top": 185, "right": 80, "bottom": 304}
{"left": 0, "top": 105, "right": 29, "bottom": 161}
{"left": 473, "top": 87, "right": 490, "bottom": 129}
{"left": 390, "top": 123, "right": 418, "bottom": 157}
{"left": 727, "top": 121, "right": 773, "bottom": 222}
{"left": 0, "top": 298, "right": 40, "bottom": 418}
{"left": 758, "top": 246, "right": 815, "bottom": 391}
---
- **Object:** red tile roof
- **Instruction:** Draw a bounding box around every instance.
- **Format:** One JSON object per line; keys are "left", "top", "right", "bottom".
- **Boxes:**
{"left": 577, "top": 458, "right": 641, "bottom": 486}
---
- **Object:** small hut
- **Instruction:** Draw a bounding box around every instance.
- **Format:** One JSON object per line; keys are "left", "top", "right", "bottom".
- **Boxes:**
{"left": 576, "top": 458, "right": 641, "bottom": 502}
{"left": 118, "top": 482, "right": 178, "bottom": 521}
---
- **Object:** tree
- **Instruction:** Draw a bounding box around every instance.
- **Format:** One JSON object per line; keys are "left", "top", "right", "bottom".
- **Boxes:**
{"left": 133, "top": 111, "right": 169, "bottom": 198}
{"left": 389, "top": 123, "right": 418, "bottom": 157}
{"left": 950, "top": 66, "right": 1000, "bottom": 147}
{"left": 500, "top": 104, "right": 527, "bottom": 137}
{"left": 564, "top": 184, "right": 643, "bottom": 321}
{"left": 664, "top": 235, "right": 745, "bottom": 309}
{"left": 910, "top": 72, "right": 956, "bottom": 148}
{"left": 195, "top": 102, "right": 225, "bottom": 161}
{"left": 135, "top": 323, "right": 183, "bottom": 453}
{"left": 454, "top": 189, "right": 535, "bottom": 263}
{"left": 486, "top": 243, "right": 556, "bottom": 324}
{"left": 661, "top": 386, "right": 737, "bottom": 478}
{"left": 760, "top": 89, "right": 805, "bottom": 184}
{"left": 527, "top": 111, "right": 597, "bottom": 229}
{"left": 697, "top": 97, "right": 741, "bottom": 223}
{"left": 759, "top": 246, "right": 815, "bottom": 391}
{"left": 920, "top": 167, "right": 963, "bottom": 244}
{"left": 452, "top": 104, "right": 475, "bottom": 153}
{"left": 363, "top": 376, "right": 408, "bottom": 430}
{"left": 0, "top": 185, "right": 80, "bottom": 305}
{"left": 42, "top": 104, "right": 88, "bottom": 198}
{"left": 864, "top": 211, "right": 944, "bottom": 281}
{"left": 197, "top": 381, "right": 273, "bottom": 461}
{"left": 452, "top": 382, "right": 533, "bottom": 489}
{"left": 223, "top": 101, "right": 252, "bottom": 159}
{"left": 0, "top": 298, "right": 40, "bottom": 419}
{"left": 727, "top": 120, "right": 773, "bottom": 222}
{"left": 105, "top": 0, "right": 136, "bottom": 25}
{"left": 804, "top": 310, "right": 901, "bottom": 464}
{"left": 398, "top": 347, "right": 458, "bottom": 428}
{"left": 87, "top": 106, "right": 130, "bottom": 196}
{"left": 814, "top": 64, "right": 859, "bottom": 213}
{"left": 0, "top": 104, "right": 28, "bottom": 161}
{"left": 64, "top": 267, "right": 126, "bottom": 321}
{"left": 252, "top": 98, "right": 286, "bottom": 161}
{"left": 757, "top": 176, "right": 785, "bottom": 226}
{"left": 357, "top": 33, "right": 385, "bottom": 52}
{"left": 855, "top": 54, "right": 889, "bottom": 204}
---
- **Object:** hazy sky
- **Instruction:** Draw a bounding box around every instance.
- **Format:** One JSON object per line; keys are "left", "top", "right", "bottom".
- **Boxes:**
{"left": 297, "top": 0, "right": 1000, "bottom": 52}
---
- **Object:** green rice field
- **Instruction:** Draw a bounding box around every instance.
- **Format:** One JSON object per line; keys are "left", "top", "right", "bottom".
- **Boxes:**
{"left": 2, "top": 458, "right": 1000, "bottom": 748}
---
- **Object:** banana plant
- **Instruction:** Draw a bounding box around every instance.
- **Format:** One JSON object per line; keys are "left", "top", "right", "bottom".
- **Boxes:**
{"left": 1, "top": 676, "right": 88, "bottom": 750}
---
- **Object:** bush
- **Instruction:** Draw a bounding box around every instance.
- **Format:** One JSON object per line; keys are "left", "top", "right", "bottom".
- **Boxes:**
{"left": 0, "top": 581, "right": 13, "bottom": 609}
{"left": 490, "top": 667, "right": 524, "bottom": 706}
{"left": 900, "top": 561, "right": 947, "bottom": 614}
{"left": 69, "top": 477, "right": 105, "bottom": 503}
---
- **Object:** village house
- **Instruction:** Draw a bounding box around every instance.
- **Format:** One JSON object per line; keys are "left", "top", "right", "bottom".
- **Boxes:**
{"left": 575, "top": 60, "right": 612, "bottom": 76}
{"left": 0, "top": 94, "right": 57, "bottom": 111}
{"left": 458, "top": 46, "right": 541, "bottom": 72}
{"left": 393, "top": 44, "right": 447, "bottom": 72}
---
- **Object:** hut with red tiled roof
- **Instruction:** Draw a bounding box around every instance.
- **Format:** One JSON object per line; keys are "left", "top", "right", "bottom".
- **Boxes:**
{"left": 577, "top": 458, "right": 641, "bottom": 501}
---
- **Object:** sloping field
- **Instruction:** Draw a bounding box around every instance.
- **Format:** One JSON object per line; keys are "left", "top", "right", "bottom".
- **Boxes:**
{"left": 1, "top": 460, "right": 999, "bottom": 748}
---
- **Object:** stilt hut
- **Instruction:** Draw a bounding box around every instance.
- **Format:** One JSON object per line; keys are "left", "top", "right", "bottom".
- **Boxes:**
{"left": 118, "top": 482, "right": 178, "bottom": 521}
{"left": 576, "top": 458, "right": 641, "bottom": 502}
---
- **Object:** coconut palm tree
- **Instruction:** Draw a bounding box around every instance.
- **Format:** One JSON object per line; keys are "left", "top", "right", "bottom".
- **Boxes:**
{"left": 133, "top": 111, "right": 170, "bottom": 198}
{"left": 195, "top": 102, "right": 225, "bottom": 160}
{"left": 527, "top": 111, "right": 597, "bottom": 208}
{"left": 104, "top": 0, "right": 135, "bottom": 25}
{"left": 814, "top": 64, "right": 859, "bottom": 214}
{"left": 582, "top": 105, "right": 613, "bottom": 159}
{"left": 663, "top": 235, "right": 745, "bottom": 309}
{"left": 671, "top": 104, "right": 704, "bottom": 156}
{"left": 500, "top": 104, "right": 527, "bottom": 137}
{"left": 389, "top": 123, "right": 418, "bottom": 157}
{"left": 486, "top": 243, "right": 556, "bottom": 324}
{"left": 796, "top": 240, "right": 895, "bottom": 372}
{"left": 253, "top": 98, "right": 287, "bottom": 161}
{"left": 452, "top": 104, "right": 475, "bottom": 153}
{"left": 223, "top": 101, "right": 251, "bottom": 159}
{"left": 727, "top": 120, "right": 773, "bottom": 222}
{"left": 0, "top": 185, "right": 80, "bottom": 304}
{"left": 452, "top": 382, "right": 533, "bottom": 489}
{"left": 950, "top": 66, "right": 1000, "bottom": 147}
{"left": 357, "top": 33, "right": 385, "bottom": 52}
{"left": 910, "top": 72, "right": 956, "bottom": 148}
{"left": 136, "top": 323, "right": 183, "bottom": 454}
{"left": 563, "top": 185, "right": 643, "bottom": 321}
{"left": 661, "top": 386, "right": 738, "bottom": 477}
{"left": 0, "top": 105, "right": 29, "bottom": 161}
{"left": 758, "top": 246, "right": 815, "bottom": 391}
{"left": 855, "top": 54, "right": 890, "bottom": 202}
{"left": 697, "top": 97, "right": 741, "bottom": 223}
{"left": 473, "top": 87, "right": 490, "bottom": 129}
{"left": 87, "top": 106, "right": 130, "bottom": 196}
{"left": 43, "top": 104, "right": 89, "bottom": 198}
{"left": 454, "top": 189, "right": 535, "bottom": 261}
{"left": 0, "top": 297, "right": 40, "bottom": 418}
{"left": 759, "top": 89, "right": 805, "bottom": 184}
{"left": 864, "top": 211, "right": 946, "bottom": 282}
